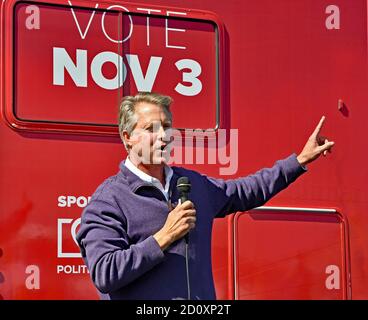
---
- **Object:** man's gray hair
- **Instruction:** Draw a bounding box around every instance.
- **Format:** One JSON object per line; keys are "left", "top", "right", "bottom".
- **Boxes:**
{"left": 118, "top": 92, "right": 173, "bottom": 150}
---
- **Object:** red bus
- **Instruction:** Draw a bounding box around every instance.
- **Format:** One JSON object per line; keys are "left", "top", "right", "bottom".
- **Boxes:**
{"left": 1, "top": 0, "right": 366, "bottom": 299}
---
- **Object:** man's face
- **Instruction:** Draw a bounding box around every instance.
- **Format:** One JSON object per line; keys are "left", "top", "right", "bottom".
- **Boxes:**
{"left": 127, "top": 102, "right": 172, "bottom": 165}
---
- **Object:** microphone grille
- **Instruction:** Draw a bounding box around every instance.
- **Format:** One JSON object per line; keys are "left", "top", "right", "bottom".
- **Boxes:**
{"left": 177, "top": 177, "right": 191, "bottom": 192}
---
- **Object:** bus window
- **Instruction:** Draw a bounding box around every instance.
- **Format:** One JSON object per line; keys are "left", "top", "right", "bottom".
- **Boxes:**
{"left": 8, "top": 2, "right": 222, "bottom": 135}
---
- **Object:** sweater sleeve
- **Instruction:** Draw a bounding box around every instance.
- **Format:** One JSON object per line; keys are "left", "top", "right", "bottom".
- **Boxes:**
{"left": 76, "top": 200, "right": 165, "bottom": 294}
{"left": 206, "top": 153, "right": 307, "bottom": 218}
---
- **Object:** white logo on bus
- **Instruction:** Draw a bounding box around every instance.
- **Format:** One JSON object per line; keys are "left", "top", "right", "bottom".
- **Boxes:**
{"left": 57, "top": 218, "right": 81, "bottom": 258}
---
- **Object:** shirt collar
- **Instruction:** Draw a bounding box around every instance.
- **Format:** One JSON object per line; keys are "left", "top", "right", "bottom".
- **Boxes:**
{"left": 124, "top": 157, "right": 173, "bottom": 194}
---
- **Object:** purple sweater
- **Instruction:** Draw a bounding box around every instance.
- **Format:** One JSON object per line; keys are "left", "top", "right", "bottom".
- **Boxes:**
{"left": 76, "top": 154, "right": 306, "bottom": 300}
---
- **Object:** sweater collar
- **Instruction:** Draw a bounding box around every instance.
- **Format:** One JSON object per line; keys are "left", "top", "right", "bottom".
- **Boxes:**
{"left": 124, "top": 157, "right": 173, "bottom": 188}
{"left": 119, "top": 160, "right": 180, "bottom": 195}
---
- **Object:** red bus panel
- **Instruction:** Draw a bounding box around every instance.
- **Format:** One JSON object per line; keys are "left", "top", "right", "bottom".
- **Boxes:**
{"left": 234, "top": 208, "right": 350, "bottom": 300}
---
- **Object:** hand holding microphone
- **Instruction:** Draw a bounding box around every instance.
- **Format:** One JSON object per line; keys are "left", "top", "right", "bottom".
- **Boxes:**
{"left": 153, "top": 177, "right": 195, "bottom": 250}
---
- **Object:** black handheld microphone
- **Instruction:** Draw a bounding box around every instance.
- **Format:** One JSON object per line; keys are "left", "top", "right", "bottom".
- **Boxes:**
{"left": 176, "top": 177, "right": 191, "bottom": 244}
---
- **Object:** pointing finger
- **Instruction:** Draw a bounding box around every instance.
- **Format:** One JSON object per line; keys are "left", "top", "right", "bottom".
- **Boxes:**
{"left": 312, "top": 116, "right": 326, "bottom": 138}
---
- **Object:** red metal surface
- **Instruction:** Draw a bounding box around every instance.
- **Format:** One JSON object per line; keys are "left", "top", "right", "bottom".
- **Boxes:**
{"left": 234, "top": 208, "right": 351, "bottom": 299}
{"left": 1, "top": 0, "right": 367, "bottom": 299}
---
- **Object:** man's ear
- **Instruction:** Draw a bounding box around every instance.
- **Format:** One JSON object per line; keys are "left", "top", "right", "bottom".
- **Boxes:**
{"left": 122, "top": 130, "right": 132, "bottom": 149}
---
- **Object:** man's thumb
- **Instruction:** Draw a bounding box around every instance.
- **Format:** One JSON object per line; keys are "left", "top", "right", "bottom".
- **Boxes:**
{"left": 318, "top": 141, "right": 335, "bottom": 153}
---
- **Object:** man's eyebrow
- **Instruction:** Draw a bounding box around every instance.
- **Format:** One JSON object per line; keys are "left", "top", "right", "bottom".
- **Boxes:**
{"left": 142, "top": 120, "right": 155, "bottom": 127}
{"left": 141, "top": 120, "right": 172, "bottom": 129}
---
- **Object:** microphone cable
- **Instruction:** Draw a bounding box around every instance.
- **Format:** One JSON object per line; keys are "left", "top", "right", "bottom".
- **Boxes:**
{"left": 176, "top": 177, "right": 192, "bottom": 300}
{"left": 168, "top": 194, "right": 191, "bottom": 300}
{"left": 184, "top": 223, "right": 191, "bottom": 300}
{"left": 176, "top": 198, "right": 191, "bottom": 300}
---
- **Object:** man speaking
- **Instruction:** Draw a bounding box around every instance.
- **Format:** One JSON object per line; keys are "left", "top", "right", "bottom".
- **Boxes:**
{"left": 76, "top": 92, "right": 335, "bottom": 300}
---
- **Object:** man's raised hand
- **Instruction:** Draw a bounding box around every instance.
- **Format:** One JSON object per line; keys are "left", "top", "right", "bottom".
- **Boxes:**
{"left": 297, "top": 116, "right": 335, "bottom": 167}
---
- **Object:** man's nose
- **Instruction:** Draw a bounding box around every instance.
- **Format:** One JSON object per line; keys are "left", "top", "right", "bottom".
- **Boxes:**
{"left": 157, "top": 125, "right": 167, "bottom": 140}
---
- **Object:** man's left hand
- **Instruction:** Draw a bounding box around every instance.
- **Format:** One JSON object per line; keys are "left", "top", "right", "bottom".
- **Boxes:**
{"left": 297, "top": 116, "right": 335, "bottom": 167}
